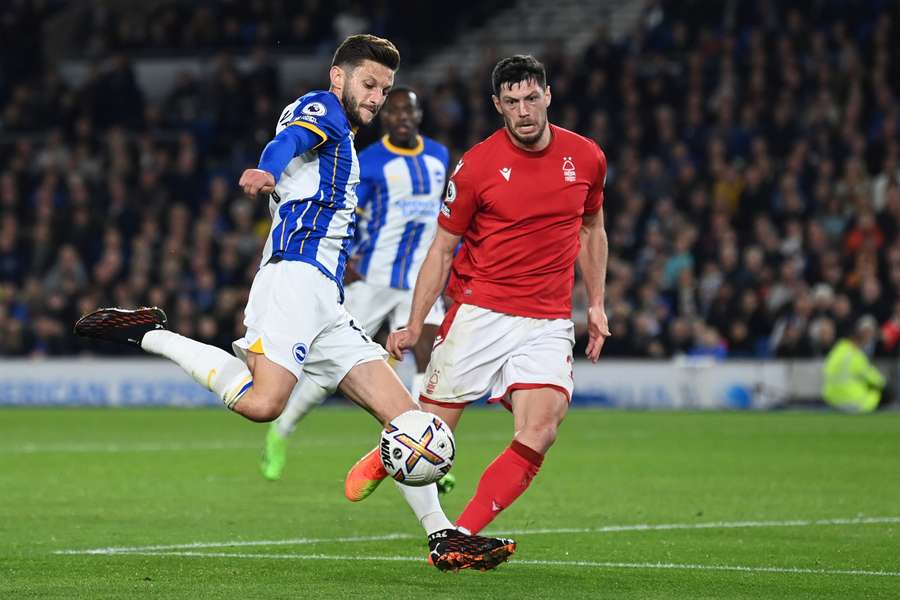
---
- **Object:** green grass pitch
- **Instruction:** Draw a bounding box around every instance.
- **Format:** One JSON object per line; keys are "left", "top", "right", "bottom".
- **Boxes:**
{"left": 2, "top": 407, "right": 899, "bottom": 599}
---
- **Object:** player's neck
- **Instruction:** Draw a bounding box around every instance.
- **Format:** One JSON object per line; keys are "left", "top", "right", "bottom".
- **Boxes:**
{"left": 387, "top": 134, "right": 419, "bottom": 149}
{"left": 504, "top": 125, "right": 552, "bottom": 153}
{"left": 383, "top": 134, "right": 424, "bottom": 156}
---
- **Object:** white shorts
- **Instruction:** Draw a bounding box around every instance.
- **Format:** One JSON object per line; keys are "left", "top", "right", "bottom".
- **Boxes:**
{"left": 343, "top": 280, "right": 446, "bottom": 336}
{"left": 233, "top": 260, "right": 386, "bottom": 391}
{"left": 420, "top": 304, "right": 575, "bottom": 411}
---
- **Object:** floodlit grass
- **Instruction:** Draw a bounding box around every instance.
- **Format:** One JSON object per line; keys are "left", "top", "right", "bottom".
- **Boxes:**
{"left": 2, "top": 407, "right": 899, "bottom": 599}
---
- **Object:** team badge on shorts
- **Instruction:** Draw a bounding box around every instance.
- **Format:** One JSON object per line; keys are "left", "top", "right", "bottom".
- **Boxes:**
{"left": 292, "top": 343, "right": 309, "bottom": 364}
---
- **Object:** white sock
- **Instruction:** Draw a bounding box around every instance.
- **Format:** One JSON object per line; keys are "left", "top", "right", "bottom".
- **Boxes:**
{"left": 142, "top": 330, "right": 252, "bottom": 409}
{"left": 275, "top": 376, "right": 330, "bottom": 437}
{"left": 410, "top": 373, "right": 425, "bottom": 403}
{"left": 394, "top": 481, "right": 454, "bottom": 535}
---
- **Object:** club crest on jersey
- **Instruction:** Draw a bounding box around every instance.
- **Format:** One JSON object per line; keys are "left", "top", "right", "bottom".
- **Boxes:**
{"left": 563, "top": 156, "right": 576, "bottom": 182}
{"left": 302, "top": 102, "right": 327, "bottom": 117}
{"left": 292, "top": 343, "right": 308, "bottom": 364}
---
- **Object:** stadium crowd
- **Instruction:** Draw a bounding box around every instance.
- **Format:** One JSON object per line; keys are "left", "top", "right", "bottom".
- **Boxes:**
{"left": 1, "top": 0, "right": 899, "bottom": 360}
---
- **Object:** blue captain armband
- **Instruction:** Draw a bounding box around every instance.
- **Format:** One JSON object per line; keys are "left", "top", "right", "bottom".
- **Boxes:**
{"left": 258, "top": 125, "right": 325, "bottom": 183}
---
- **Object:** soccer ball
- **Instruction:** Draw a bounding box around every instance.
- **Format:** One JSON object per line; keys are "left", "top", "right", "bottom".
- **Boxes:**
{"left": 380, "top": 410, "right": 455, "bottom": 486}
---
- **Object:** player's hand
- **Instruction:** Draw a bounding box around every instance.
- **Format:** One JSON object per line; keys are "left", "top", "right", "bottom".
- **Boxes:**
{"left": 239, "top": 168, "right": 276, "bottom": 196}
{"left": 386, "top": 325, "right": 421, "bottom": 360}
{"left": 343, "top": 262, "right": 363, "bottom": 285}
{"left": 585, "top": 305, "right": 611, "bottom": 363}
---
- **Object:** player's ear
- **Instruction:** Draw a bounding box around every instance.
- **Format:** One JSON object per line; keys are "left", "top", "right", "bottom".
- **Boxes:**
{"left": 329, "top": 65, "right": 345, "bottom": 93}
{"left": 491, "top": 94, "right": 502, "bottom": 115}
{"left": 544, "top": 85, "right": 552, "bottom": 109}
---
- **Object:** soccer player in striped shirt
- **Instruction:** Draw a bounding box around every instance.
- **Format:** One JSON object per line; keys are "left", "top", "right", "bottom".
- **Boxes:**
{"left": 261, "top": 87, "right": 452, "bottom": 482}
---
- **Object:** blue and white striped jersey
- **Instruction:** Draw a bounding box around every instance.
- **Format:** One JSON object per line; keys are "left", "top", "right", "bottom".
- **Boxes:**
{"left": 260, "top": 90, "right": 360, "bottom": 297}
{"left": 354, "top": 135, "right": 449, "bottom": 290}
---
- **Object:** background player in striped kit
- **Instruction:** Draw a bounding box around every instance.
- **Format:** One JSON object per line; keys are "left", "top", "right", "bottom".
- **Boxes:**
{"left": 261, "top": 87, "right": 450, "bottom": 481}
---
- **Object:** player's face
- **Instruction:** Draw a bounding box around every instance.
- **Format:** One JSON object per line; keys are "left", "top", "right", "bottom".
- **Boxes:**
{"left": 380, "top": 90, "right": 422, "bottom": 145}
{"left": 492, "top": 79, "right": 552, "bottom": 147}
{"left": 342, "top": 60, "right": 395, "bottom": 128}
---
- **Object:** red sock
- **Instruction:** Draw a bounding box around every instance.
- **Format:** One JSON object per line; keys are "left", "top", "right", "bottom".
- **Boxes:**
{"left": 456, "top": 440, "right": 544, "bottom": 535}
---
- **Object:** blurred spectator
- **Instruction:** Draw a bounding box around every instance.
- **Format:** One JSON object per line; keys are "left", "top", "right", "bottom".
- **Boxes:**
{"left": 688, "top": 323, "right": 727, "bottom": 360}
{"left": 809, "top": 317, "right": 837, "bottom": 358}
{"left": 822, "top": 315, "right": 887, "bottom": 413}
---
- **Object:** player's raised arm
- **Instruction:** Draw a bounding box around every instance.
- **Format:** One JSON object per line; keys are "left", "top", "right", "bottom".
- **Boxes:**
{"left": 238, "top": 124, "right": 324, "bottom": 196}
{"left": 386, "top": 225, "right": 460, "bottom": 359}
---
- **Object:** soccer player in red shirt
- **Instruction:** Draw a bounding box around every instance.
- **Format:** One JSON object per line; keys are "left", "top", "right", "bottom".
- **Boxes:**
{"left": 345, "top": 55, "right": 610, "bottom": 570}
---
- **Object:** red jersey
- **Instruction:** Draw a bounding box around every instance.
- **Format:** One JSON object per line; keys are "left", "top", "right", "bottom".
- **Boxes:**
{"left": 438, "top": 124, "right": 607, "bottom": 319}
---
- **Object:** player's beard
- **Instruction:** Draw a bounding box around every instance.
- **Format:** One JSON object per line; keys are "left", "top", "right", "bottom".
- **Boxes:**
{"left": 505, "top": 114, "right": 547, "bottom": 147}
{"left": 343, "top": 90, "right": 374, "bottom": 129}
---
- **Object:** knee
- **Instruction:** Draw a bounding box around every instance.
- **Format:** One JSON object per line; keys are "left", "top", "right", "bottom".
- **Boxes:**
{"left": 519, "top": 422, "right": 559, "bottom": 453}
{"left": 256, "top": 405, "right": 283, "bottom": 423}
{"left": 241, "top": 391, "right": 286, "bottom": 423}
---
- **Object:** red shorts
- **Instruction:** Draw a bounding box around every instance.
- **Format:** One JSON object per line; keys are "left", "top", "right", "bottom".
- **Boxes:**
{"left": 420, "top": 304, "right": 574, "bottom": 411}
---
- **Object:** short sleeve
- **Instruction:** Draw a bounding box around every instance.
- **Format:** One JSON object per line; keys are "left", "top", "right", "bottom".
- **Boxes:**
{"left": 275, "top": 93, "right": 346, "bottom": 149}
{"left": 584, "top": 144, "right": 607, "bottom": 215}
{"left": 437, "top": 157, "right": 479, "bottom": 235}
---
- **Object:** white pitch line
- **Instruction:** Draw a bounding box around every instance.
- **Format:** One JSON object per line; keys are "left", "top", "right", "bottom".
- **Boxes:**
{"left": 55, "top": 515, "right": 900, "bottom": 556}
{"left": 77, "top": 550, "right": 900, "bottom": 578}
{"left": 53, "top": 533, "right": 415, "bottom": 555}
{"left": 488, "top": 515, "right": 900, "bottom": 537}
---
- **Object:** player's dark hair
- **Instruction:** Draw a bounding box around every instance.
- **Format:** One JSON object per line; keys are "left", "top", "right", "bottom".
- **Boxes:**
{"left": 491, "top": 55, "right": 547, "bottom": 96}
{"left": 332, "top": 34, "right": 400, "bottom": 71}
{"left": 387, "top": 85, "right": 415, "bottom": 98}
{"left": 383, "top": 85, "right": 419, "bottom": 107}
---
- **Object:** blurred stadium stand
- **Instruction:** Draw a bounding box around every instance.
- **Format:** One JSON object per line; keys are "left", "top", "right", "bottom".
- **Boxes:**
{"left": 1, "top": 0, "right": 899, "bottom": 377}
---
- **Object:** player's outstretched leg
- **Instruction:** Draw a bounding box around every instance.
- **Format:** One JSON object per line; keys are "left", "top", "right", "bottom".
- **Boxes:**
{"left": 427, "top": 529, "right": 516, "bottom": 572}
{"left": 75, "top": 307, "right": 168, "bottom": 345}
{"left": 262, "top": 377, "right": 331, "bottom": 480}
{"left": 75, "top": 307, "right": 289, "bottom": 420}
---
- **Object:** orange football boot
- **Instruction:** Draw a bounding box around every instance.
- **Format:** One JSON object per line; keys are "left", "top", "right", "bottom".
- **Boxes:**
{"left": 344, "top": 446, "right": 389, "bottom": 502}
